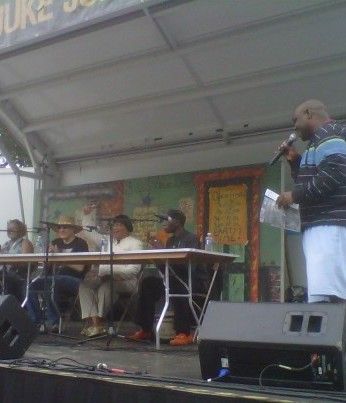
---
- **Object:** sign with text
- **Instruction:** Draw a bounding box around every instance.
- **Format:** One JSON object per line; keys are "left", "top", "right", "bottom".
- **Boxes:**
{"left": 0, "top": 0, "right": 165, "bottom": 52}
{"left": 208, "top": 184, "right": 248, "bottom": 245}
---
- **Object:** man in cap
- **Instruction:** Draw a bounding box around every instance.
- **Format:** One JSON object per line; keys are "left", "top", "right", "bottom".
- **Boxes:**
{"left": 79, "top": 214, "right": 143, "bottom": 337}
{"left": 26, "top": 215, "right": 89, "bottom": 331}
{"left": 277, "top": 99, "right": 346, "bottom": 303}
{"left": 129, "top": 209, "right": 200, "bottom": 346}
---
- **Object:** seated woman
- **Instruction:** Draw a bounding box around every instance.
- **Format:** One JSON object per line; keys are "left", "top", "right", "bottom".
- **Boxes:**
{"left": 26, "top": 216, "right": 89, "bottom": 332}
{"left": 0, "top": 219, "right": 34, "bottom": 302}
{"left": 79, "top": 215, "right": 142, "bottom": 337}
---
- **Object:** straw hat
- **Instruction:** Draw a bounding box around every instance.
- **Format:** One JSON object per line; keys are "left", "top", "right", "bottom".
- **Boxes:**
{"left": 51, "top": 215, "right": 83, "bottom": 233}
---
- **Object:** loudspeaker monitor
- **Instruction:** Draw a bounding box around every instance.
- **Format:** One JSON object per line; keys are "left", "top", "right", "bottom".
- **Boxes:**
{"left": 198, "top": 302, "right": 346, "bottom": 390}
{"left": 0, "top": 295, "right": 36, "bottom": 359}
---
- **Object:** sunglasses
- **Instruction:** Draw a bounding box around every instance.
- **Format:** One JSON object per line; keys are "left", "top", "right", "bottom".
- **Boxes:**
{"left": 58, "top": 225, "right": 72, "bottom": 230}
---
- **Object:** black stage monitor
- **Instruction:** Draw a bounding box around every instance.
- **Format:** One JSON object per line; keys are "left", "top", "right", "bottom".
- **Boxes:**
{"left": 0, "top": 295, "right": 36, "bottom": 359}
{"left": 198, "top": 302, "right": 346, "bottom": 390}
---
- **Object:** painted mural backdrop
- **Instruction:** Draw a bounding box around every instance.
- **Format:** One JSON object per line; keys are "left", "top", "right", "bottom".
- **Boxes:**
{"left": 45, "top": 173, "right": 196, "bottom": 250}
{"left": 44, "top": 166, "right": 280, "bottom": 301}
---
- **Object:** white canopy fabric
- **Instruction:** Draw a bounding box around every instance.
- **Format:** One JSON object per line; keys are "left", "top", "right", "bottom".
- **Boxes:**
{"left": 0, "top": 0, "right": 345, "bottom": 178}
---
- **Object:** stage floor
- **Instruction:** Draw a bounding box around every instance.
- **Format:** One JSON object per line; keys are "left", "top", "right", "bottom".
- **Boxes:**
{"left": 27, "top": 330, "right": 201, "bottom": 380}
{"left": 0, "top": 322, "right": 339, "bottom": 403}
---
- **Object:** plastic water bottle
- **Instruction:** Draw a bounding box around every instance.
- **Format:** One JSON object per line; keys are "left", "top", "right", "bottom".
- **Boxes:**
{"left": 100, "top": 235, "right": 109, "bottom": 252}
{"left": 35, "top": 235, "right": 45, "bottom": 253}
{"left": 34, "top": 234, "right": 45, "bottom": 277}
{"left": 205, "top": 232, "right": 214, "bottom": 252}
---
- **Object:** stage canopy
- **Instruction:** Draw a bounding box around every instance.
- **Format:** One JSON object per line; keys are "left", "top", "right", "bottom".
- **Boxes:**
{"left": 0, "top": 0, "right": 345, "bottom": 182}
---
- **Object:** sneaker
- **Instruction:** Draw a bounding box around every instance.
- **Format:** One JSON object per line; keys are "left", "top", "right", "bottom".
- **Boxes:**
{"left": 169, "top": 333, "right": 194, "bottom": 346}
{"left": 128, "top": 329, "right": 152, "bottom": 341}
{"left": 50, "top": 324, "right": 60, "bottom": 334}
{"left": 80, "top": 326, "right": 90, "bottom": 336}
{"left": 85, "top": 326, "right": 106, "bottom": 337}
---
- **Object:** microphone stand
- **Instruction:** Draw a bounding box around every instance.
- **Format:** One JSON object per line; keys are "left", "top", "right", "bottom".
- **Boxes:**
{"left": 36, "top": 222, "right": 72, "bottom": 338}
{"left": 35, "top": 223, "right": 52, "bottom": 334}
{"left": 79, "top": 216, "right": 161, "bottom": 346}
{"left": 37, "top": 222, "right": 86, "bottom": 340}
{"left": 79, "top": 218, "right": 118, "bottom": 347}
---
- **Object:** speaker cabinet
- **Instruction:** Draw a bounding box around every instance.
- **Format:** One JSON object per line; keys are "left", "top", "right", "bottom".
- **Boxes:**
{"left": 0, "top": 295, "right": 36, "bottom": 359}
{"left": 198, "top": 302, "right": 346, "bottom": 390}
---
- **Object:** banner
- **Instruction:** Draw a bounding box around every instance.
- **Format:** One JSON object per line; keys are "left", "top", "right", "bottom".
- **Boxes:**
{"left": 0, "top": 0, "right": 166, "bottom": 52}
{"left": 208, "top": 183, "right": 248, "bottom": 245}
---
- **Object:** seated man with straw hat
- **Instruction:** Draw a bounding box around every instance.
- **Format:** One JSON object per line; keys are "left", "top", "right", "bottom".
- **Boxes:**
{"left": 26, "top": 215, "right": 89, "bottom": 332}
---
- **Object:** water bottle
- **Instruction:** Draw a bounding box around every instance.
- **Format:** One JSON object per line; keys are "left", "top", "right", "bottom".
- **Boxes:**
{"left": 34, "top": 234, "right": 45, "bottom": 277}
{"left": 35, "top": 235, "right": 44, "bottom": 253}
{"left": 205, "top": 232, "right": 214, "bottom": 252}
{"left": 100, "top": 235, "right": 109, "bottom": 252}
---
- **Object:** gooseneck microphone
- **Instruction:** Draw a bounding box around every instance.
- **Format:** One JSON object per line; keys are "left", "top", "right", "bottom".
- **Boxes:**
{"left": 154, "top": 214, "right": 169, "bottom": 223}
{"left": 269, "top": 133, "right": 297, "bottom": 166}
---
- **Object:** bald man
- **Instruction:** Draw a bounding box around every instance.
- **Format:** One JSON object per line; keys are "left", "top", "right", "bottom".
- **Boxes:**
{"left": 277, "top": 100, "right": 346, "bottom": 303}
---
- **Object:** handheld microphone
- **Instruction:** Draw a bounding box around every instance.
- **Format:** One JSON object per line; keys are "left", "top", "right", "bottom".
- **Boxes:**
{"left": 269, "top": 133, "right": 297, "bottom": 166}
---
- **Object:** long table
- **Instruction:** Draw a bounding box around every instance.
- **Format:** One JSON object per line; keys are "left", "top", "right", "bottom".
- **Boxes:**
{"left": 0, "top": 249, "right": 236, "bottom": 349}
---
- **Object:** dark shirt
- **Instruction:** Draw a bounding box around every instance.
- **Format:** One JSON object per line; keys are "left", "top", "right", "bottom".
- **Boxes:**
{"left": 166, "top": 229, "right": 200, "bottom": 274}
{"left": 52, "top": 237, "right": 89, "bottom": 279}
{"left": 166, "top": 229, "right": 199, "bottom": 250}
{"left": 290, "top": 122, "right": 346, "bottom": 231}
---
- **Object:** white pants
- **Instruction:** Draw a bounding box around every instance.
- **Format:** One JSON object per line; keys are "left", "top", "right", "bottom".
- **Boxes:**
{"left": 302, "top": 225, "right": 346, "bottom": 302}
{"left": 79, "top": 277, "right": 136, "bottom": 319}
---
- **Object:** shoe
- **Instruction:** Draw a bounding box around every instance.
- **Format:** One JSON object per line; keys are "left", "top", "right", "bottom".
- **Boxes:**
{"left": 80, "top": 327, "right": 90, "bottom": 336}
{"left": 128, "top": 329, "right": 152, "bottom": 341}
{"left": 169, "top": 333, "right": 194, "bottom": 346}
{"left": 50, "top": 324, "right": 60, "bottom": 334}
{"left": 38, "top": 324, "right": 48, "bottom": 335}
{"left": 85, "top": 326, "right": 106, "bottom": 337}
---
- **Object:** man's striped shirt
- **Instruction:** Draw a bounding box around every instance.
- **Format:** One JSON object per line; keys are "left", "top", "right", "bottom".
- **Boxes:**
{"left": 291, "top": 122, "right": 346, "bottom": 231}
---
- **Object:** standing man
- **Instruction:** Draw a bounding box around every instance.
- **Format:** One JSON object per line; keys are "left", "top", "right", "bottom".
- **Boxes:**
{"left": 129, "top": 209, "right": 200, "bottom": 346}
{"left": 277, "top": 99, "right": 346, "bottom": 302}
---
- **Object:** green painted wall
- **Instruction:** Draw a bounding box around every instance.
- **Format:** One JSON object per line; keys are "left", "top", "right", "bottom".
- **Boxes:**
{"left": 124, "top": 173, "right": 196, "bottom": 233}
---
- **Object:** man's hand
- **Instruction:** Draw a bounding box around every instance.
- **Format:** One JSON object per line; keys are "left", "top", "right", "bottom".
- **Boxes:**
{"left": 148, "top": 236, "right": 164, "bottom": 249}
{"left": 277, "top": 191, "right": 294, "bottom": 209}
{"left": 48, "top": 244, "right": 59, "bottom": 253}
{"left": 279, "top": 144, "right": 300, "bottom": 162}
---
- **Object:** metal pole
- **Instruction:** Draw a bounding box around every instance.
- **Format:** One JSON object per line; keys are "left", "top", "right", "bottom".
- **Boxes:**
{"left": 280, "top": 159, "right": 286, "bottom": 302}
{"left": 16, "top": 173, "right": 25, "bottom": 223}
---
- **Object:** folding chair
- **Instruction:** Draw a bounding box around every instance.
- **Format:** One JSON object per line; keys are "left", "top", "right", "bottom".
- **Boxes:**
{"left": 115, "top": 265, "right": 144, "bottom": 333}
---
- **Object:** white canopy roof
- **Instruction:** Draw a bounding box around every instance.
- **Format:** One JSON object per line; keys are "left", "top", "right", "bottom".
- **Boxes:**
{"left": 0, "top": 0, "right": 346, "bottom": 177}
